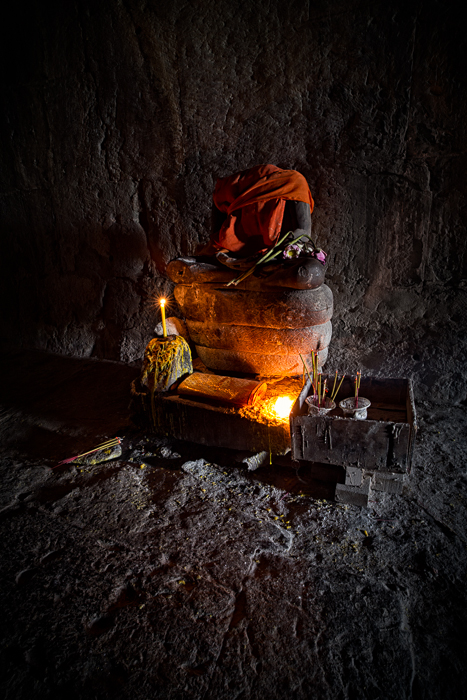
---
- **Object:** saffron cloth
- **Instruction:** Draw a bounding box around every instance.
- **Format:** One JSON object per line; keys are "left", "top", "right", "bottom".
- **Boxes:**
{"left": 212, "top": 164, "right": 314, "bottom": 254}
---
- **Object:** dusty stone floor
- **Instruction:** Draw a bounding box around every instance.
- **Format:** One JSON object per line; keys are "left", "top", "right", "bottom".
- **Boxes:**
{"left": 1, "top": 350, "right": 466, "bottom": 700}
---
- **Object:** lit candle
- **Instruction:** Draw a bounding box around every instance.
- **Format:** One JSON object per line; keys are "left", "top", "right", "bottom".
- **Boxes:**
{"left": 160, "top": 298, "right": 167, "bottom": 338}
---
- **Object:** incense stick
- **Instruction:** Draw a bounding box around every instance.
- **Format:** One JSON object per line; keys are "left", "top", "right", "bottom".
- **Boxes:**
{"left": 313, "top": 351, "right": 318, "bottom": 390}
{"left": 298, "top": 353, "right": 313, "bottom": 388}
{"left": 331, "top": 370, "right": 337, "bottom": 399}
{"left": 330, "top": 374, "right": 345, "bottom": 402}
{"left": 355, "top": 371, "right": 361, "bottom": 408}
{"left": 53, "top": 437, "right": 122, "bottom": 469}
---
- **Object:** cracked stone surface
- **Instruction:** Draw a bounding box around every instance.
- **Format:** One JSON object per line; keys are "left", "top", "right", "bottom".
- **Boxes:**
{"left": 1, "top": 351, "right": 466, "bottom": 699}
{"left": 0, "top": 0, "right": 466, "bottom": 695}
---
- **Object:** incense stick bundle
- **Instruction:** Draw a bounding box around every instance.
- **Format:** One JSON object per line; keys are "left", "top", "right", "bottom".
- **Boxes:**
{"left": 53, "top": 437, "right": 122, "bottom": 469}
{"left": 299, "top": 353, "right": 313, "bottom": 391}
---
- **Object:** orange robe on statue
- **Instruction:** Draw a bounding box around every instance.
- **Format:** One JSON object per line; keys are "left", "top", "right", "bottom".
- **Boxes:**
{"left": 212, "top": 164, "right": 314, "bottom": 254}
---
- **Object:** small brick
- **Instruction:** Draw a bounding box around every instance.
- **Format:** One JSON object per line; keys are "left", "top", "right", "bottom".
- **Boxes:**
{"left": 372, "top": 472, "right": 404, "bottom": 495}
{"left": 345, "top": 467, "right": 362, "bottom": 487}
{"left": 335, "top": 477, "right": 371, "bottom": 507}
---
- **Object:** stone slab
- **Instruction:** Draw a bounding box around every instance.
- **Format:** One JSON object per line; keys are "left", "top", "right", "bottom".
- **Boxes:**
{"left": 174, "top": 284, "right": 333, "bottom": 329}
{"left": 186, "top": 320, "right": 332, "bottom": 355}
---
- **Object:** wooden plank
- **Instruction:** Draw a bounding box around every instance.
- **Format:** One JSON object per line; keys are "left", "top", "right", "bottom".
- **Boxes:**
{"left": 368, "top": 402, "right": 409, "bottom": 411}
{"left": 293, "top": 416, "right": 388, "bottom": 469}
{"left": 387, "top": 422, "right": 411, "bottom": 471}
{"left": 291, "top": 415, "right": 409, "bottom": 472}
{"left": 367, "top": 408, "right": 407, "bottom": 422}
{"left": 153, "top": 394, "right": 291, "bottom": 455}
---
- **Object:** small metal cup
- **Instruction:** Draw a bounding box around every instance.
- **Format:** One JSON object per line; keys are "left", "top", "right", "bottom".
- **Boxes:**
{"left": 339, "top": 396, "right": 371, "bottom": 420}
{"left": 306, "top": 396, "right": 336, "bottom": 417}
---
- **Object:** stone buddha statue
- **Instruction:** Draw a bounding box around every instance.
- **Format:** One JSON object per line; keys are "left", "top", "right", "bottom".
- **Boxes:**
{"left": 167, "top": 164, "right": 333, "bottom": 376}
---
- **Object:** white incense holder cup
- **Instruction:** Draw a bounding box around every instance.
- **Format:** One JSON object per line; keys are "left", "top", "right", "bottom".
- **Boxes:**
{"left": 306, "top": 396, "right": 336, "bottom": 417}
{"left": 339, "top": 396, "right": 371, "bottom": 420}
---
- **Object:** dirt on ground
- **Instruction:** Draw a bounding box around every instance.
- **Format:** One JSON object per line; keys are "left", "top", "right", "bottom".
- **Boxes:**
{"left": 1, "top": 350, "right": 466, "bottom": 700}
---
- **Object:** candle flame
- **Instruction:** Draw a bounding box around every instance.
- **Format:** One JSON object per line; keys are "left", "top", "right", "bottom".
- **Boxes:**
{"left": 160, "top": 298, "right": 166, "bottom": 308}
{"left": 272, "top": 396, "right": 294, "bottom": 419}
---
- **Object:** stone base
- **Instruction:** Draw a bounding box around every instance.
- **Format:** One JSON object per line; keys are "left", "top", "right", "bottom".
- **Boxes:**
{"left": 195, "top": 345, "right": 329, "bottom": 376}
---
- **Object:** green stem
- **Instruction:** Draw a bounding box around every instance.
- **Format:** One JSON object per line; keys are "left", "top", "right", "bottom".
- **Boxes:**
{"left": 227, "top": 230, "right": 307, "bottom": 287}
{"left": 299, "top": 353, "right": 313, "bottom": 386}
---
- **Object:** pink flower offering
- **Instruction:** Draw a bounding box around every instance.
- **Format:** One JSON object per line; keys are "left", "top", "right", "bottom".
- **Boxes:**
{"left": 315, "top": 249, "right": 327, "bottom": 264}
{"left": 283, "top": 243, "right": 303, "bottom": 259}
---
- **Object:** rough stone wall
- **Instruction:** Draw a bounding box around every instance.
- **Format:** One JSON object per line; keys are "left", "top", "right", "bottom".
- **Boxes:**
{"left": 1, "top": 0, "right": 466, "bottom": 399}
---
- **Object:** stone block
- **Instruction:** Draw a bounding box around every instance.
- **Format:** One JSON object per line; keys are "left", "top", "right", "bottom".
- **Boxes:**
{"left": 345, "top": 467, "right": 363, "bottom": 487}
{"left": 370, "top": 471, "right": 404, "bottom": 495}
{"left": 335, "top": 476, "right": 372, "bottom": 507}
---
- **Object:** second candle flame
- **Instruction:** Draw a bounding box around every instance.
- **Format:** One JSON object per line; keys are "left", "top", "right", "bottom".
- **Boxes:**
{"left": 160, "top": 298, "right": 167, "bottom": 338}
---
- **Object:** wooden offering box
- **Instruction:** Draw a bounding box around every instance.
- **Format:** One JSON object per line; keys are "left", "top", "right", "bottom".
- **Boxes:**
{"left": 290, "top": 377, "right": 417, "bottom": 503}
{"left": 152, "top": 393, "right": 290, "bottom": 455}
{"left": 130, "top": 374, "right": 293, "bottom": 456}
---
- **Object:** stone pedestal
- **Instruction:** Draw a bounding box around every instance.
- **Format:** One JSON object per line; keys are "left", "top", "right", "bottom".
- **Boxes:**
{"left": 168, "top": 257, "right": 333, "bottom": 376}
